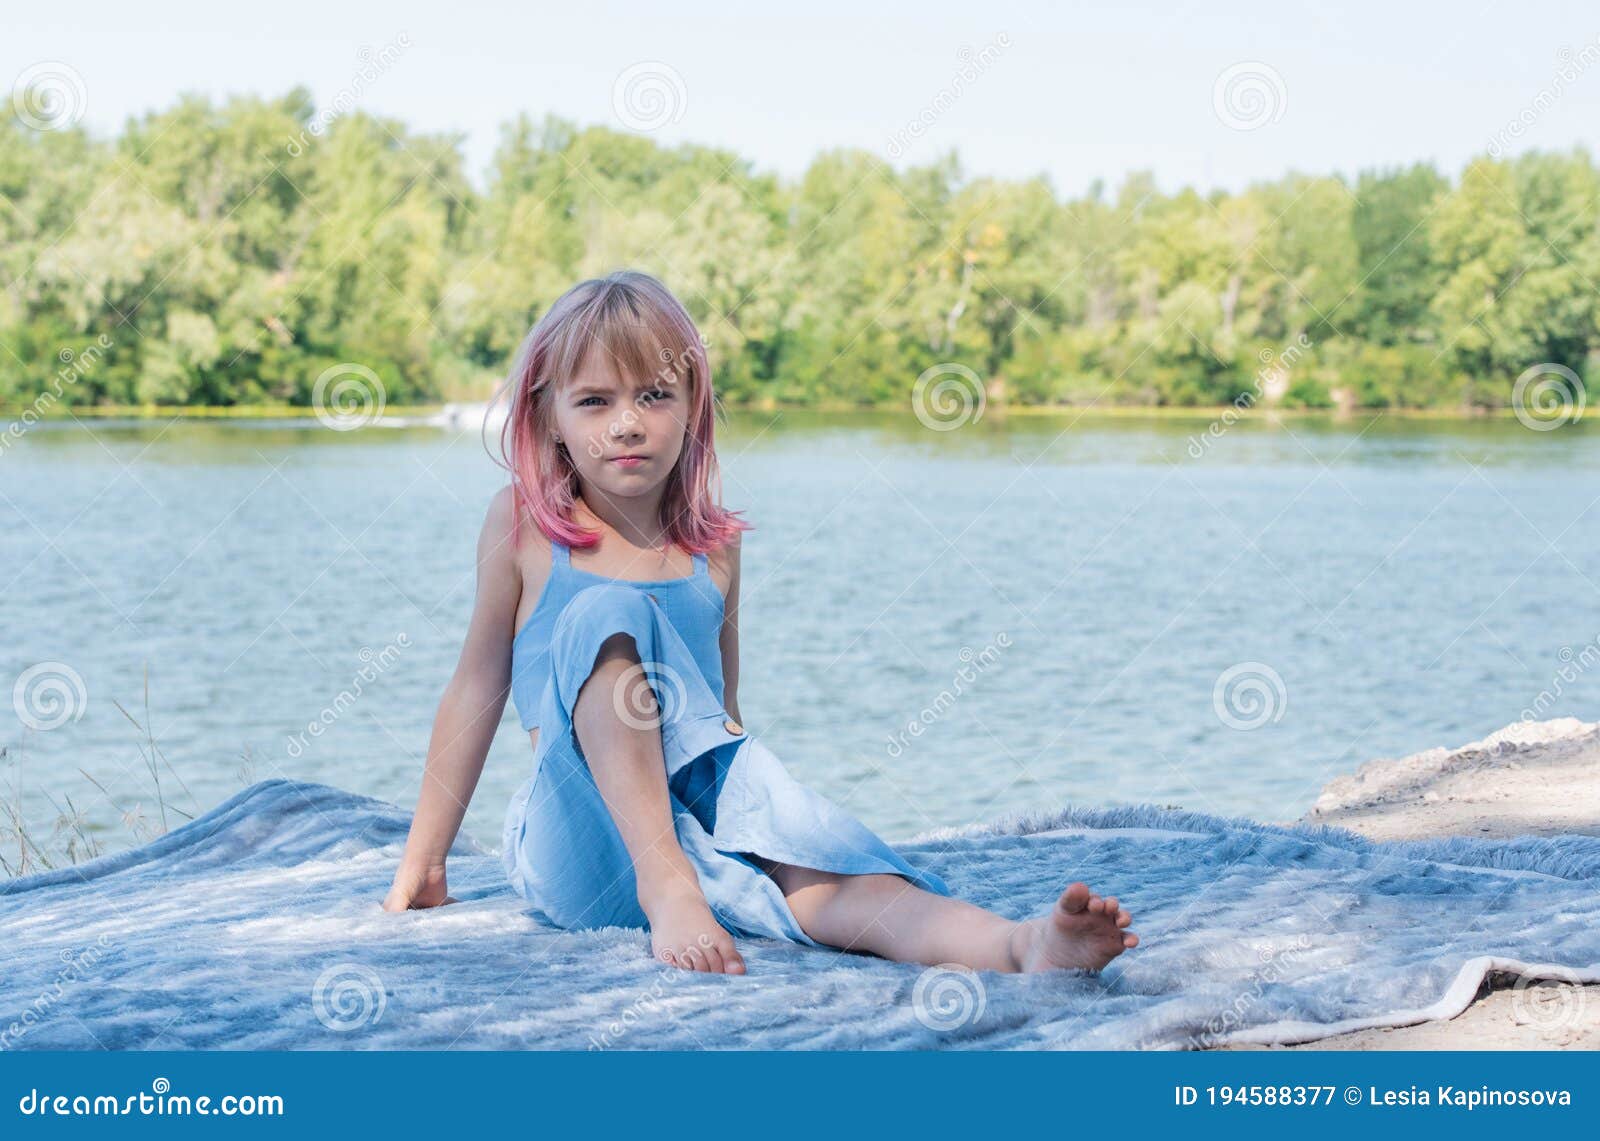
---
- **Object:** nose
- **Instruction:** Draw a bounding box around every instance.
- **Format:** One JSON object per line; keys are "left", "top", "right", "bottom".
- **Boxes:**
{"left": 610, "top": 416, "right": 645, "bottom": 443}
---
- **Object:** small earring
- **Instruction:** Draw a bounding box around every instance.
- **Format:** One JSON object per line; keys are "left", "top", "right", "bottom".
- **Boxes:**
{"left": 553, "top": 433, "right": 563, "bottom": 443}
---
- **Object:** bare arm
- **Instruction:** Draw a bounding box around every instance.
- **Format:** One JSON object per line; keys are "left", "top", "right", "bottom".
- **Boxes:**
{"left": 717, "top": 534, "right": 743, "bottom": 727}
{"left": 382, "top": 487, "right": 523, "bottom": 910}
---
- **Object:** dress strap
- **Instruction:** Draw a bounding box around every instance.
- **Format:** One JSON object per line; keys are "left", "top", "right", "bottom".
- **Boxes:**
{"left": 692, "top": 551, "right": 708, "bottom": 576}
{"left": 551, "top": 538, "right": 570, "bottom": 567}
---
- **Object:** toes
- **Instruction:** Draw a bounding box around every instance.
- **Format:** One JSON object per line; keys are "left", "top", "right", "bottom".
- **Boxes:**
{"left": 654, "top": 936, "right": 746, "bottom": 975}
{"left": 1116, "top": 910, "right": 1132, "bottom": 928}
{"left": 1103, "top": 895, "right": 1118, "bottom": 913}
{"left": 1123, "top": 932, "right": 1139, "bottom": 949}
{"left": 1059, "top": 882, "right": 1091, "bottom": 913}
{"left": 677, "top": 945, "right": 707, "bottom": 972}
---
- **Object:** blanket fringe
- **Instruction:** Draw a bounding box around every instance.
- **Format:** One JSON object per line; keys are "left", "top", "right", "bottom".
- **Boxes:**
{"left": 909, "top": 799, "right": 1600, "bottom": 882}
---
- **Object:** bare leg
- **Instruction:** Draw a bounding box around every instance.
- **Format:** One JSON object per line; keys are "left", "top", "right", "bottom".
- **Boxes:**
{"left": 571, "top": 632, "right": 744, "bottom": 975}
{"left": 766, "top": 863, "right": 1137, "bottom": 972}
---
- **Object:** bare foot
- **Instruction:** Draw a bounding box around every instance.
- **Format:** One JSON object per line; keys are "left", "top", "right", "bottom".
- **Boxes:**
{"left": 641, "top": 889, "right": 747, "bottom": 975}
{"left": 1010, "top": 882, "right": 1138, "bottom": 972}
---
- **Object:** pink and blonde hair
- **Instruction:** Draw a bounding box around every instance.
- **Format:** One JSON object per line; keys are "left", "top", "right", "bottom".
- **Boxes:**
{"left": 496, "top": 270, "right": 750, "bottom": 554}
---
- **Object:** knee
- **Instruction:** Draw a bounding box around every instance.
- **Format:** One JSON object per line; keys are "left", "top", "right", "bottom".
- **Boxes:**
{"left": 551, "top": 584, "right": 656, "bottom": 661}
{"left": 550, "top": 584, "right": 659, "bottom": 698}
{"left": 574, "top": 582, "right": 656, "bottom": 622}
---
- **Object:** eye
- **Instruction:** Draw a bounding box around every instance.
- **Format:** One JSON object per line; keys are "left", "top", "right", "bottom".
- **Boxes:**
{"left": 576, "top": 395, "right": 604, "bottom": 407}
{"left": 640, "top": 388, "right": 671, "bottom": 404}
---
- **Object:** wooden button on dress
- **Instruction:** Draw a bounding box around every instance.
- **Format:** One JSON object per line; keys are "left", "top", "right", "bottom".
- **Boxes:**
{"left": 723, "top": 718, "right": 743, "bottom": 735}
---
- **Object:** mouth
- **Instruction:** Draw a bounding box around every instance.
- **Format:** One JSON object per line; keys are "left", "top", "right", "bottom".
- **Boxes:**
{"left": 608, "top": 454, "right": 648, "bottom": 468}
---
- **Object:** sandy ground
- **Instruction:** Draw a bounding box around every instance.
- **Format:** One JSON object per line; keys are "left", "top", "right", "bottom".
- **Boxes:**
{"left": 1217, "top": 716, "right": 1600, "bottom": 1051}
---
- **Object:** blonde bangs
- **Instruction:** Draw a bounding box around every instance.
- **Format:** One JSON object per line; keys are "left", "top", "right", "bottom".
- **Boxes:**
{"left": 553, "top": 285, "right": 695, "bottom": 401}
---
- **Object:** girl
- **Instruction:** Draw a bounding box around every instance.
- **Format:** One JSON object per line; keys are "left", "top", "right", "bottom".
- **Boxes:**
{"left": 382, "top": 271, "right": 1138, "bottom": 976}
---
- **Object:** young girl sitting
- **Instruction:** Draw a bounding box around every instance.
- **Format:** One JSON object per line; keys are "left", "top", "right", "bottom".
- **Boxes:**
{"left": 383, "top": 270, "right": 1138, "bottom": 976}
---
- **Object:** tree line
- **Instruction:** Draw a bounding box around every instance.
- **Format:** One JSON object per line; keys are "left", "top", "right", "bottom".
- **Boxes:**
{"left": 2, "top": 87, "right": 1595, "bottom": 412}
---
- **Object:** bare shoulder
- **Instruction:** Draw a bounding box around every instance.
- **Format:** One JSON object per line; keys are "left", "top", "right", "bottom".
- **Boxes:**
{"left": 484, "top": 487, "right": 555, "bottom": 632}
{"left": 705, "top": 529, "right": 742, "bottom": 600}
{"left": 478, "top": 486, "right": 522, "bottom": 566}
{"left": 705, "top": 529, "right": 742, "bottom": 568}
{"left": 482, "top": 485, "right": 516, "bottom": 540}
{"left": 482, "top": 486, "right": 552, "bottom": 578}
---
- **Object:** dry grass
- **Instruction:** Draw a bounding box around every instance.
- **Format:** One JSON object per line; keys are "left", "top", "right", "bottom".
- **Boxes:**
{"left": 1, "top": 667, "right": 211, "bottom": 880}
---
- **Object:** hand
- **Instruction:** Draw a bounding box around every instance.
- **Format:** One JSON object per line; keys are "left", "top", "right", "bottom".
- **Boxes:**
{"left": 382, "top": 860, "right": 457, "bottom": 911}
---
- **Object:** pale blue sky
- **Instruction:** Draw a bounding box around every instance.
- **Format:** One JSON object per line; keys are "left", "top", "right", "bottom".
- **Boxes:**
{"left": 7, "top": 0, "right": 1600, "bottom": 196}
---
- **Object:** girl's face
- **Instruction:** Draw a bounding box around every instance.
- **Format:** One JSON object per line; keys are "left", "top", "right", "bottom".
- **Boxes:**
{"left": 550, "top": 350, "right": 689, "bottom": 502}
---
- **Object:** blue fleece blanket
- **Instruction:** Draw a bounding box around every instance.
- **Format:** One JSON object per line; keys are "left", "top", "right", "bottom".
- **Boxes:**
{"left": 3, "top": 779, "right": 1596, "bottom": 1050}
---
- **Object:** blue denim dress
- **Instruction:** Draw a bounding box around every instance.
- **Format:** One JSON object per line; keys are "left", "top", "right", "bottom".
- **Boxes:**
{"left": 500, "top": 538, "right": 950, "bottom": 945}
